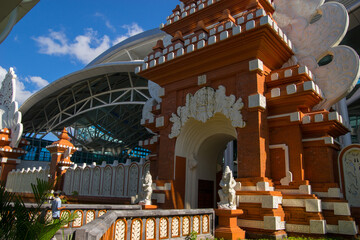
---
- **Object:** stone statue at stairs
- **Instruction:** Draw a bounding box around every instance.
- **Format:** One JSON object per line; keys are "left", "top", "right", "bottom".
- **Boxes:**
{"left": 218, "top": 166, "right": 237, "bottom": 210}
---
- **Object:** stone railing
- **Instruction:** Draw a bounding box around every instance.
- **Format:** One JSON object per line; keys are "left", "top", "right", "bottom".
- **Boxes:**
{"left": 63, "top": 159, "right": 150, "bottom": 198}
{"left": 6, "top": 167, "right": 49, "bottom": 193}
{"left": 74, "top": 209, "right": 215, "bottom": 240}
{"left": 23, "top": 203, "right": 142, "bottom": 239}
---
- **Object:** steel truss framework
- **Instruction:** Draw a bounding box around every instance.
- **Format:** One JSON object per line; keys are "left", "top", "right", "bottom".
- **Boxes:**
{"left": 21, "top": 71, "right": 153, "bottom": 152}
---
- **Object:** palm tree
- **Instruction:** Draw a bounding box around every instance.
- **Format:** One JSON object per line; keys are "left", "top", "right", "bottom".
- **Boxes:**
{"left": 0, "top": 179, "right": 76, "bottom": 240}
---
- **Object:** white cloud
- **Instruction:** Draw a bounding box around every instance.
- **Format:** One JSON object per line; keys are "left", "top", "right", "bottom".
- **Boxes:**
{"left": 33, "top": 29, "right": 111, "bottom": 64}
{"left": 94, "top": 12, "right": 116, "bottom": 33}
{"left": 0, "top": 66, "right": 7, "bottom": 81}
{"left": 27, "top": 76, "right": 49, "bottom": 89}
{"left": 0, "top": 65, "right": 49, "bottom": 105}
{"left": 112, "top": 23, "right": 144, "bottom": 45}
{"left": 33, "top": 23, "right": 144, "bottom": 64}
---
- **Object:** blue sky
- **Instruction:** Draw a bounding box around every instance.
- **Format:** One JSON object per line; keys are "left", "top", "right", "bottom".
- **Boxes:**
{"left": 0, "top": 0, "right": 177, "bottom": 104}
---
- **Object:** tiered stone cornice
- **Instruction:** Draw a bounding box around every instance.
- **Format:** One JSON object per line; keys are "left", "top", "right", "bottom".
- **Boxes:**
{"left": 0, "top": 128, "right": 29, "bottom": 157}
{"left": 136, "top": 9, "right": 292, "bottom": 77}
{"left": 161, "top": 0, "right": 274, "bottom": 36}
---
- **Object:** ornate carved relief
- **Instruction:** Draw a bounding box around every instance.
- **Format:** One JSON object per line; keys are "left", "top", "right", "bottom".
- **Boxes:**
{"left": 169, "top": 86, "right": 246, "bottom": 138}
{"left": 0, "top": 68, "right": 23, "bottom": 148}
{"left": 273, "top": 0, "right": 360, "bottom": 109}
{"left": 128, "top": 164, "right": 139, "bottom": 196}
{"left": 131, "top": 219, "right": 142, "bottom": 240}
{"left": 102, "top": 166, "right": 112, "bottom": 196}
{"left": 63, "top": 169, "right": 72, "bottom": 195}
{"left": 202, "top": 215, "right": 209, "bottom": 233}
{"left": 98, "top": 210, "right": 107, "bottom": 217}
{"left": 114, "top": 165, "right": 125, "bottom": 196}
{"left": 115, "top": 219, "right": 127, "bottom": 240}
{"left": 92, "top": 168, "right": 101, "bottom": 195}
{"left": 72, "top": 210, "right": 83, "bottom": 227}
{"left": 73, "top": 169, "right": 81, "bottom": 193}
{"left": 82, "top": 168, "right": 91, "bottom": 195}
{"left": 86, "top": 210, "right": 95, "bottom": 224}
{"left": 171, "top": 217, "right": 180, "bottom": 237}
{"left": 193, "top": 216, "right": 200, "bottom": 234}
{"left": 342, "top": 148, "right": 360, "bottom": 207}
{"left": 61, "top": 210, "right": 71, "bottom": 227}
{"left": 146, "top": 218, "right": 156, "bottom": 240}
{"left": 159, "top": 217, "right": 168, "bottom": 239}
{"left": 182, "top": 216, "right": 190, "bottom": 236}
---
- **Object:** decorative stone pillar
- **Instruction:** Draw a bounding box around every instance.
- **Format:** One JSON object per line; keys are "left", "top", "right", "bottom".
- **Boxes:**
{"left": 215, "top": 209, "right": 246, "bottom": 240}
{"left": 46, "top": 128, "right": 78, "bottom": 191}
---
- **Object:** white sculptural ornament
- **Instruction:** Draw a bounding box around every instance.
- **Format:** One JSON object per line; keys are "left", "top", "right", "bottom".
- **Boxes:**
{"left": 273, "top": 0, "right": 360, "bottom": 110}
{"left": 169, "top": 86, "right": 246, "bottom": 138}
{"left": 218, "top": 166, "right": 237, "bottom": 210}
{"left": 0, "top": 68, "right": 23, "bottom": 148}
{"left": 138, "top": 170, "right": 153, "bottom": 205}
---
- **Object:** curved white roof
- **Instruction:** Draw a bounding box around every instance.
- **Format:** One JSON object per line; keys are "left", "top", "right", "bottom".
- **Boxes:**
{"left": 19, "top": 28, "right": 166, "bottom": 152}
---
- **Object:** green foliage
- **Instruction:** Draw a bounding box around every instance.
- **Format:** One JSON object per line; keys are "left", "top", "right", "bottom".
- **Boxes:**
{"left": 0, "top": 179, "right": 76, "bottom": 240}
{"left": 186, "top": 231, "right": 198, "bottom": 240}
{"left": 71, "top": 191, "right": 79, "bottom": 196}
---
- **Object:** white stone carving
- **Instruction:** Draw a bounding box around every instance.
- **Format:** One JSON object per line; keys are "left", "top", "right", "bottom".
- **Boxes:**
{"left": 61, "top": 211, "right": 70, "bottom": 227}
{"left": 131, "top": 219, "right": 141, "bottom": 240}
{"left": 273, "top": 0, "right": 360, "bottom": 110}
{"left": 137, "top": 170, "right": 153, "bottom": 205}
{"left": 341, "top": 147, "right": 360, "bottom": 207}
{"left": 169, "top": 86, "right": 245, "bottom": 138}
{"left": 98, "top": 210, "right": 106, "bottom": 217}
{"left": 218, "top": 166, "right": 237, "bottom": 210}
{"left": 86, "top": 210, "right": 95, "bottom": 224}
{"left": 0, "top": 68, "right": 23, "bottom": 148}
{"left": 202, "top": 215, "right": 209, "bottom": 233}
{"left": 115, "top": 219, "right": 126, "bottom": 240}
{"left": 193, "top": 216, "right": 200, "bottom": 233}
{"left": 159, "top": 218, "right": 168, "bottom": 238}
{"left": 73, "top": 210, "right": 83, "bottom": 227}
{"left": 183, "top": 217, "right": 190, "bottom": 235}
{"left": 171, "top": 217, "right": 180, "bottom": 237}
{"left": 146, "top": 218, "right": 155, "bottom": 239}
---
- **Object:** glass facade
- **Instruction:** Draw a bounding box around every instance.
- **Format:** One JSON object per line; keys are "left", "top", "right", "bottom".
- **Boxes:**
{"left": 19, "top": 137, "right": 151, "bottom": 164}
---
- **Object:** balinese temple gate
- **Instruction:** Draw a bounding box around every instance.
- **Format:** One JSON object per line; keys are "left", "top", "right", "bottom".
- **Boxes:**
{"left": 136, "top": 0, "right": 360, "bottom": 237}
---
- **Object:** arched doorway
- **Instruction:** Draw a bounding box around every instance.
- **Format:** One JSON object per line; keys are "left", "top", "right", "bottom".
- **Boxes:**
{"left": 175, "top": 113, "right": 237, "bottom": 209}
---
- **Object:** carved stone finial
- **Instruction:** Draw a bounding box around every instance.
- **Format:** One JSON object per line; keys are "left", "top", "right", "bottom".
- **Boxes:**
{"left": 194, "top": 20, "right": 209, "bottom": 34}
{"left": 218, "top": 166, "right": 237, "bottom": 210}
{"left": 0, "top": 68, "right": 23, "bottom": 148}
{"left": 219, "top": 9, "right": 236, "bottom": 23}
{"left": 152, "top": 40, "right": 165, "bottom": 51}
{"left": 59, "top": 128, "right": 70, "bottom": 141}
{"left": 171, "top": 31, "right": 184, "bottom": 43}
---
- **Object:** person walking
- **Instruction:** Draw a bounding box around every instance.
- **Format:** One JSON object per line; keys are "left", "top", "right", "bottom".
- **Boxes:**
{"left": 51, "top": 191, "right": 65, "bottom": 222}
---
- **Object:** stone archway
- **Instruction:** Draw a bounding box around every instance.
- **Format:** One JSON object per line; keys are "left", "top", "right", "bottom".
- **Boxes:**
{"left": 175, "top": 113, "right": 237, "bottom": 209}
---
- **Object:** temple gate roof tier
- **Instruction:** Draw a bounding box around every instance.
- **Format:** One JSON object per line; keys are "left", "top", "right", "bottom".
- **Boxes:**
{"left": 138, "top": 25, "right": 293, "bottom": 86}
{"left": 163, "top": 0, "right": 274, "bottom": 36}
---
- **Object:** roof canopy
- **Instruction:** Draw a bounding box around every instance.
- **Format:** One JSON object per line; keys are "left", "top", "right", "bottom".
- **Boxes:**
{"left": 20, "top": 29, "right": 166, "bottom": 153}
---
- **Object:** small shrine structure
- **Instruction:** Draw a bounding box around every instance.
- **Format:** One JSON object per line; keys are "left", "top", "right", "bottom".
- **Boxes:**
{"left": 136, "top": 0, "right": 360, "bottom": 237}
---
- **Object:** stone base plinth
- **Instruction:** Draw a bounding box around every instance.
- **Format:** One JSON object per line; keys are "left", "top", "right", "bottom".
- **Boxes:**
{"left": 215, "top": 209, "right": 246, "bottom": 240}
{"left": 141, "top": 205, "right": 158, "bottom": 210}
